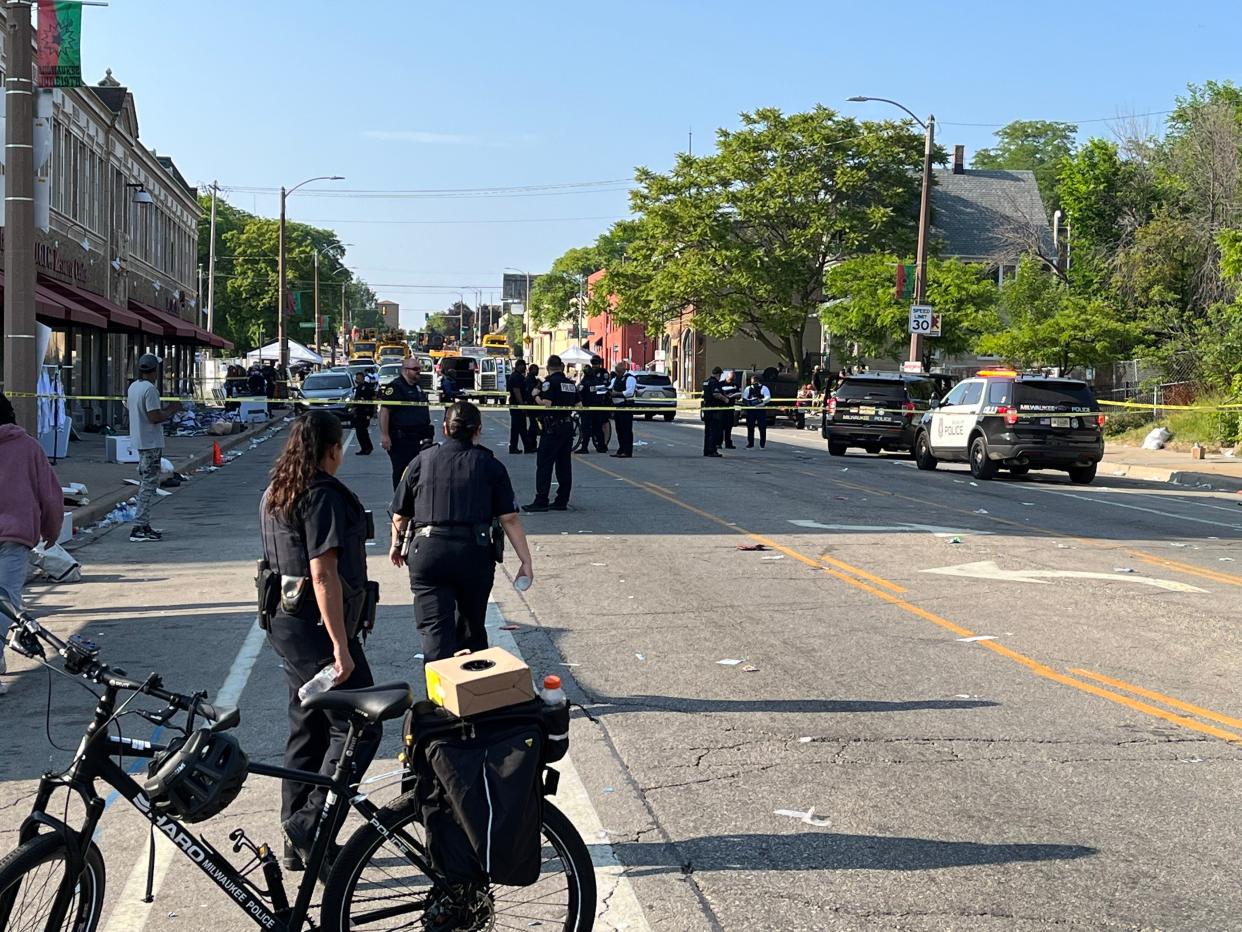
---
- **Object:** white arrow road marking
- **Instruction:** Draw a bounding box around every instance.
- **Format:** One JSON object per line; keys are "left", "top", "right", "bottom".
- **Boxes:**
{"left": 789, "top": 519, "right": 993, "bottom": 537}
{"left": 921, "top": 560, "right": 1206, "bottom": 593}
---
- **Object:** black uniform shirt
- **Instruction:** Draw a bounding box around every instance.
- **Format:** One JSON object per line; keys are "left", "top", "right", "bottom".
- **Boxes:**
{"left": 720, "top": 379, "right": 741, "bottom": 405}
{"left": 260, "top": 472, "right": 369, "bottom": 602}
{"left": 701, "top": 375, "right": 723, "bottom": 410}
{"left": 506, "top": 371, "right": 527, "bottom": 405}
{"left": 534, "top": 371, "right": 579, "bottom": 420}
{"left": 353, "top": 379, "right": 377, "bottom": 416}
{"left": 583, "top": 368, "right": 610, "bottom": 407}
{"left": 391, "top": 439, "right": 518, "bottom": 526}
{"left": 379, "top": 376, "right": 430, "bottom": 430}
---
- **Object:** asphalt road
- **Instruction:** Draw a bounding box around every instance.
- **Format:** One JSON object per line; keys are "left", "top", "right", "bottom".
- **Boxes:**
{"left": 3, "top": 411, "right": 1240, "bottom": 931}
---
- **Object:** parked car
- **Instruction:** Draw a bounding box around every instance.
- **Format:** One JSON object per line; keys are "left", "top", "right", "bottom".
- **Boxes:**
{"left": 822, "top": 372, "right": 939, "bottom": 456}
{"left": 634, "top": 373, "right": 678, "bottom": 421}
{"left": 378, "top": 363, "right": 402, "bottom": 383}
{"left": 294, "top": 372, "right": 356, "bottom": 424}
{"left": 914, "top": 371, "right": 1105, "bottom": 483}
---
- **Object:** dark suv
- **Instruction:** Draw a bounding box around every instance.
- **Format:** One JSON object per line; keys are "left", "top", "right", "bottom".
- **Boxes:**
{"left": 913, "top": 373, "right": 1104, "bottom": 483}
{"left": 822, "top": 373, "right": 939, "bottom": 456}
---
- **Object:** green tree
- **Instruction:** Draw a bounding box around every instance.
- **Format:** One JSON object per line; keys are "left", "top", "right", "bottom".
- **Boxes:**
{"left": 597, "top": 106, "right": 928, "bottom": 373}
{"left": 972, "top": 120, "right": 1078, "bottom": 212}
{"left": 822, "top": 255, "right": 999, "bottom": 363}
{"left": 529, "top": 222, "right": 637, "bottom": 328}
{"left": 977, "top": 259, "right": 1140, "bottom": 371}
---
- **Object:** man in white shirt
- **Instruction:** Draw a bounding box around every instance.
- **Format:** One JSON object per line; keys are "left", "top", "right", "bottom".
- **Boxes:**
{"left": 126, "top": 354, "right": 180, "bottom": 542}
{"left": 742, "top": 374, "right": 771, "bottom": 449}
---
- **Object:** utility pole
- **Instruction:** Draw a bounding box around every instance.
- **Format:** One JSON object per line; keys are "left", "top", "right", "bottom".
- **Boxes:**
{"left": 313, "top": 251, "right": 320, "bottom": 356}
{"left": 4, "top": 1, "right": 37, "bottom": 434}
{"left": 277, "top": 185, "right": 288, "bottom": 370}
{"left": 206, "top": 180, "right": 218, "bottom": 335}
{"left": 910, "top": 115, "right": 935, "bottom": 367}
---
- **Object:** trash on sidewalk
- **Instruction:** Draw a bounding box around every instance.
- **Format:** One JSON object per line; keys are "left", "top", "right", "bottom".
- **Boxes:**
{"left": 974, "top": 508, "right": 989, "bottom": 514}
{"left": 1141, "top": 427, "right": 1171, "bottom": 450}
{"left": 61, "top": 482, "right": 89, "bottom": 506}
{"left": 741, "top": 664, "right": 759, "bottom": 672}
{"left": 760, "top": 555, "right": 784, "bottom": 561}
{"left": 956, "top": 635, "right": 997, "bottom": 642}
{"left": 736, "top": 543, "right": 769, "bottom": 551}
{"left": 635, "top": 653, "right": 645, "bottom": 661}
{"left": 774, "top": 807, "right": 831, "bottom": 828}
{"left": 27, "top": 542, "right": 81, "bottom": 583}
{"left": 1114, "top": 567, "right": 1137, "bottom": 573}
{"left": 947, "top": 537, "right": 962, "bottom": 544}
{"left": 716, "top": 658, "right": 743, "bottom": 666}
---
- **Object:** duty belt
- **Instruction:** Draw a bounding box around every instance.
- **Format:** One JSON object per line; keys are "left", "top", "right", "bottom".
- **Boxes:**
{"left": 414, "top": 523, "right": 490, "bottom": 542}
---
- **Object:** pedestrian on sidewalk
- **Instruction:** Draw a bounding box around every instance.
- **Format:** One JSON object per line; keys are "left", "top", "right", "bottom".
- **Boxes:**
{"left": 351, "top": 370, "right": 376, "bottom": 455}
{"left": 0, "top": 393, "right": 65, "bottom": 695}
{"left": 126, "top": 354, "right": 181, "bottom": 542}
{"left": 608, "top": 360, "right": 637, "bottom": 457}
{"left": 259, "top": 410, "right": 380, "bottom": 872}
{"left": 390, "top": 401, "right": 534, "bottom": 661}
{"left": 742, "top": 374, "right": 771, "bottom": 448}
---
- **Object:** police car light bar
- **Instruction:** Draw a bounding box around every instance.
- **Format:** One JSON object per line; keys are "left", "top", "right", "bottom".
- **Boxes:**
{"left": 976, "top": 368, "right": 1019, "bottom": 378}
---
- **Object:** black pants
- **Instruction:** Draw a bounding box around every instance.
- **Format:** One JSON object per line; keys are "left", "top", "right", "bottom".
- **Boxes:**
{"left": 388, "top": 427, "right": 432, "bottom": 488}
{"left": 534, "top": 420, "right": 574, "bottom": 505}
{"left": 354, "top": 413, "right": 373, "bottom": 454}
{"left": 408, "top": 536, "right": 494, "bottom": 662}
{"left": 613, "top": 408, "right": 634, "bottom": 455}
{"left": 267, "top": 615, "right": 381, "bottom": 841}
{"left": 509, "top": 410, "right": 531, "bottom": 453}
{"left": 591, "top": 410, "right": 609, "bottom": 452}
{"left": 745, "top": 409, "right": 767, "bottom": 447}
{"left": 721, "top": 409, "right": 736, "bottom": 448}
{"left": 703, "top": 411, "right": 722, "bottom": 454}
{"left": 525, "top": 412, "right": 541, "bottom": 452}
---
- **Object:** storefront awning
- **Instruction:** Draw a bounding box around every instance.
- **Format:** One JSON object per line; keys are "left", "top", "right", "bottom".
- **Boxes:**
{"left": 0, "top": 271, "right": 108, "bottom": 328}
{"left": 44, "top": 278, "right": 150, "bottom": 333}
{"left": 128, "top": 300, "right": 195, "bottom": 339}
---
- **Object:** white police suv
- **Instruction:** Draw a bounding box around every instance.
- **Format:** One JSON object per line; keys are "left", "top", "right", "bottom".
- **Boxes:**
{"left": 913, "top": 370, "right": 1105, "bottom": 483}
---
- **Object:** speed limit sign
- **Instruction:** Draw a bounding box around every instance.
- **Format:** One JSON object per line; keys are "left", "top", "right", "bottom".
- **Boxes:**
{"left": 909, "top": 305, "right": 934, "bottom": 334}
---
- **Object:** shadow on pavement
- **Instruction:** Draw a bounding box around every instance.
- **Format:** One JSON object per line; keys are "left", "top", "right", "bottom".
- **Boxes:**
{"left": 580, "top": 694, "right": 999, "bottom": 716}
{"left": 612, "top": 830, "right": 1096, "bottom": 874}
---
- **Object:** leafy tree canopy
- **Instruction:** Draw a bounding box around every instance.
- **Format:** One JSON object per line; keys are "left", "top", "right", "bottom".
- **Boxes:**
{"left": 972, "top": 119, "right": 1078, "bottom": 212}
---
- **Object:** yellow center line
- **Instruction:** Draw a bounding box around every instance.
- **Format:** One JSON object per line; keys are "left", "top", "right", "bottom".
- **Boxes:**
{"left": 1069, "top": 668, "right": 1242, "bottom": 732}
{"left": 1128, "top": 550, "right": 1242, "bottom": 588}
{"left": 580, "top": 455, "right": 1242, "bottom": 746}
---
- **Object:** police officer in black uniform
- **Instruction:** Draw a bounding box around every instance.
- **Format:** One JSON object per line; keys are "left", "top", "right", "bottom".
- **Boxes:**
{"left": 351, "top": 370, "right": 376, "bottom": 455}
{"left": 524, "top": 364, "right": 541, "bottom": 453}
{"left": 719, "top": 370, "right": 742, "bottom": 449}
{"left": 506, "top": 359, "right": 534, "bottom": 454}
{"left": 701, "top": 366, "right": 728, "bottom": 456}
{"left": 378, "top": 356, "right": 432, "bottom": 489}
{"left": 259, "top": 411, "right": 380, "bottom": 872}
{"left": 523, "top": 355, "right": 579, "bottom": 512}
{"left": 575, "top": 356, "right": 610, "bottom": 453}
{"left": 389, "top": 402, "right": 534, "bottom": 661}
{"left": 608, "top": 360, "right": 638, "bottom": 457}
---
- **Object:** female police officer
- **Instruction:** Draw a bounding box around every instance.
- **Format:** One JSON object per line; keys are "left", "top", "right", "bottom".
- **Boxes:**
{"left": 388, "top": 401, "right": 534, "bottom": 662}
{"left": 259, "top": 410, "right": 380, "bottom": 872}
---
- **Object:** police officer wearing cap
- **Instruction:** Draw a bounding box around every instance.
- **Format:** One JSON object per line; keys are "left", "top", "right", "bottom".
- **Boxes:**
{"left": 389, "top": 401, "right": 534, "bottom": 661}
{"left": 258, "top": 410, "right": 380, "bottom": 872}
{"left": 608, "top": 360, "right": 638, "bottom": 457}
{"left": 719, "top": 370, "right": 742, "bottom": 449}
{"left": 701, "top": 366, "right": 729, "bottom": 456}
{"left": 575, "top": 356, "right": 610, "bottom": 454}
{"left": 523, "top": 355, "right": 579, "bottom": 512}
{"left": 379, "top": 356, "right": 432, "bottom": 489}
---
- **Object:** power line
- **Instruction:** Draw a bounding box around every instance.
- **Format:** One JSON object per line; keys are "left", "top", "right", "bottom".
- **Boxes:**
{"left": 940, "top": 109, "right": 1176, "bottom": 128}
{"left": 297, "top": 215, "right": 625, "bottom": 226}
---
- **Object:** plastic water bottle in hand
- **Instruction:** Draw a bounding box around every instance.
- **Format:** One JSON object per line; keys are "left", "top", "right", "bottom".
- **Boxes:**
{"left": 298, "top": 664, "right": 337, "bottom": 702}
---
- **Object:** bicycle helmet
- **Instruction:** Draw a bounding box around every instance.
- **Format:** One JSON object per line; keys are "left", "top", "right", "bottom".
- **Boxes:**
{"left": 144, "top": 729, "right": 249, "bottom": 823}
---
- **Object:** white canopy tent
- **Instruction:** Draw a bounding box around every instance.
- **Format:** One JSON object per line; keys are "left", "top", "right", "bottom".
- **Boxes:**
{"left": 245, "top": 339, "right": 323, "bottom": 366}
{"left": 558, "top": 345, "right": 593, "bottom": 365}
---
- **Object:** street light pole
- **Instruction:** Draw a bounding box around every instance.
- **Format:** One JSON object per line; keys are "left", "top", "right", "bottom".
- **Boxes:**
{"left": 848, "top": 96, "right": 935, "bottom": 368}
{"left": 4, "top": 0, "right": 36, "bottom": 433}
{"left": 278, "top": 175, "right": 343, "bottom": 370}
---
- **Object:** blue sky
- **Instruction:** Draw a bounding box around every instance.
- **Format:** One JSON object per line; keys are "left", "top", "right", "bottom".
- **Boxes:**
{"left": 83, "top": 1, "right": 1241, "bottom": 328}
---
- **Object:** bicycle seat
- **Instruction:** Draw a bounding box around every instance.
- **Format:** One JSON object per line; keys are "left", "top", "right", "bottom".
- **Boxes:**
{"left": 302, "top": 682, "right": 414, "bottom": 723}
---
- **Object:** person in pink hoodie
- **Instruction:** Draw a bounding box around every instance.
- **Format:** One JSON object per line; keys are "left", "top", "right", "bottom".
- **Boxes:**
{"left": 0, "top": 392, "right": 64, "bottom": 694}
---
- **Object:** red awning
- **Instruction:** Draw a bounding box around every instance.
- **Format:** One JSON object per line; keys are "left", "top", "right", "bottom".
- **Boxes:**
{"left": 0, "top": 270, "right": 107, "bottom": 328}
{"left": 129, "top": 300, "right": 195, "bottom": 339}
{"left": 44, "top": 278, "right": 150, "bottom": 333}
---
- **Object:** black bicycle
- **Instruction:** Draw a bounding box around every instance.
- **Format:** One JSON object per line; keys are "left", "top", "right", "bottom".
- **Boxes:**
{"left": 0, "top": 600, "right": 596, "bottom": 931}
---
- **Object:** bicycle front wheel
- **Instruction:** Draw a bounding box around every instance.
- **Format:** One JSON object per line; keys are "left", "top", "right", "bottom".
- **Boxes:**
{"left": 321, "top": 791, "right": 595, "bottom": 931}
{"left": 0, "top": 833, "right": 106, "bottom": 931}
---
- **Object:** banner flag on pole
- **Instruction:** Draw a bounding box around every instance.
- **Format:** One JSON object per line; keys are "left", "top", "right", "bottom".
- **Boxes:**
{"left": 894, "top": 263, "right": 915, "bottom": 300}
{"left": 36, "top": 1, "right": 84, "bottom": 88}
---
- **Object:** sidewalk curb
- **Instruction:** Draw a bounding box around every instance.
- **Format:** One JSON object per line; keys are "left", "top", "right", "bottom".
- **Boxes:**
{"left": 69, "top": 420, "right": 289, "bottom": 530}
{"left": 1102, "top": 461, "right": 1242, "bottom": 493}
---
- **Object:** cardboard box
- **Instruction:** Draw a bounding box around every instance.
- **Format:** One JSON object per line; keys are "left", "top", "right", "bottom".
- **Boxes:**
{"left": 424, "top": 647, "right": 535, "bottom": 718}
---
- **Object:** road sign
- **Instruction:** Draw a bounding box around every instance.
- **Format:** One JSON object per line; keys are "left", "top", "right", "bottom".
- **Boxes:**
{"left": 298, "top": 321, "right": 315, "bottom": 329}
{"left": 901, "top": 360, "right": 925, "bottom": 374}
{"left": 909, "top": 305, "right": 940, "bottom": 335}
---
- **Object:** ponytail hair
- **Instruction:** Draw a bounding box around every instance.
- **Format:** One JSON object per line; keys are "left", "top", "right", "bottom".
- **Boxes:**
{"left": 443, "top": 401, "right": 482, "bottom": 442}
{"left": 265, "top": 411, "right": 343, "bottom": 520}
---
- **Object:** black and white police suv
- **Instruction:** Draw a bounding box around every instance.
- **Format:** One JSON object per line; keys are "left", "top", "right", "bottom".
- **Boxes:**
{"left": 822, "top": 372, "right": 940, "bottom": 456}
{"left": 913, "top": 370, "right": 1105, "bottom": 483}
